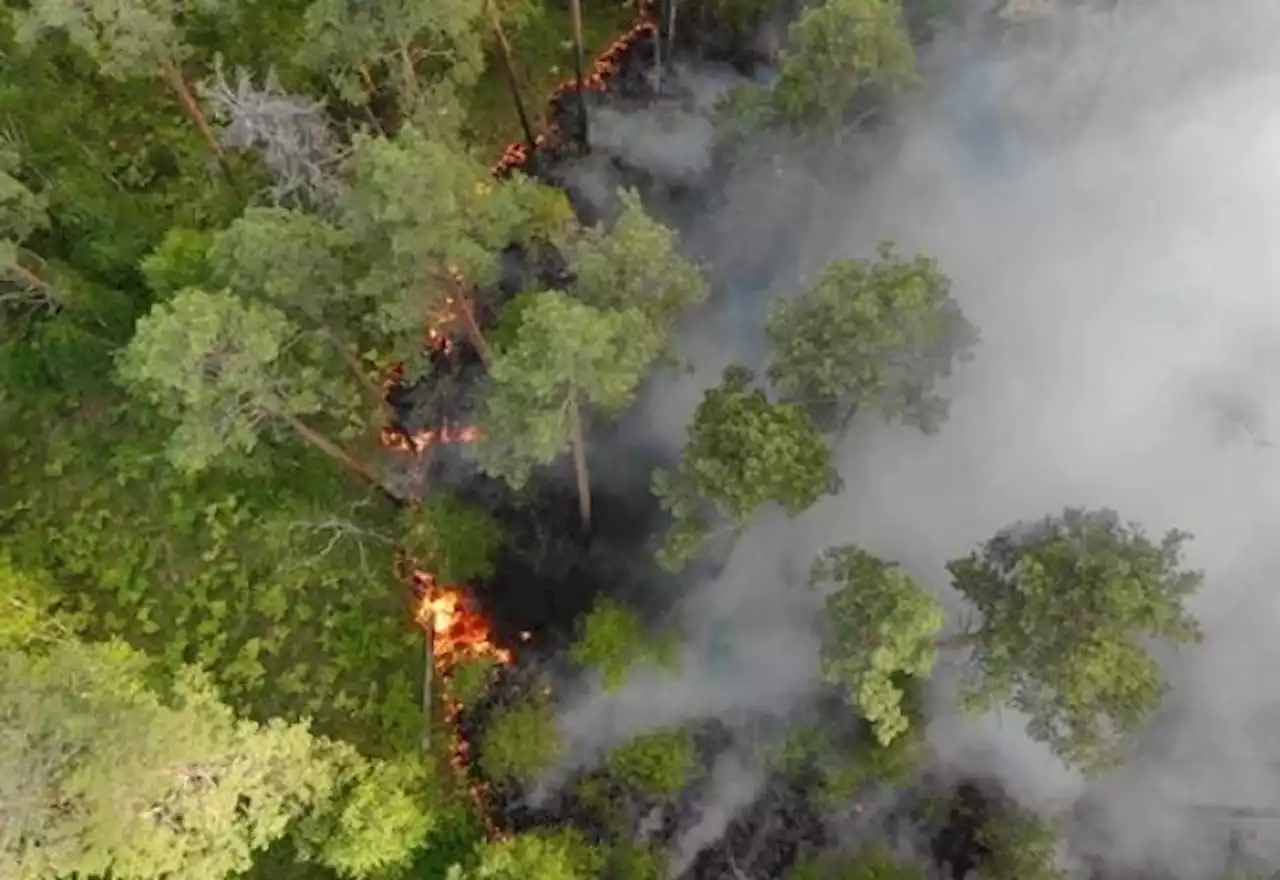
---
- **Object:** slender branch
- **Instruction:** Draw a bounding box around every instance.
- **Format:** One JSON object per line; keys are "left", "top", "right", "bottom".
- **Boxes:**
{"left": 274, "top": 407, "right": 383, "bottom": 487}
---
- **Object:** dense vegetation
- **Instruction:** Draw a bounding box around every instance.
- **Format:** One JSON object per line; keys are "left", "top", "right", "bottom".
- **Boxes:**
{"left": 0, "top": 0, "right": 1215, "bottom": 878}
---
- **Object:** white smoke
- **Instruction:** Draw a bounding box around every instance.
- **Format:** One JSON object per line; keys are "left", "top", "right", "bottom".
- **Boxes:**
{"left": 554, "top": 1, "right": 1280, "bottom": 875}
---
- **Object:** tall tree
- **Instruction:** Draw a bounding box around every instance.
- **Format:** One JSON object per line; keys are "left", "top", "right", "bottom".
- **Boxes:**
{"left": 475, "top": 291, "right": 662, "bottom": 527}
{"left": 766, "top": 244, "right": 978, "bottom": 435}
{"left": 809, "top": 546, "right": 944, "bottom": 746}
{"left": 766, "top": 0, "right": 917, "bottom": 136}
{"left": 12, "top": 0, "right": 227, "bottom": 161}
{"left": 653, "top": 366, "right": 838, "bottom": 571}
{"left": 338, "top": 127, "right": 572, "bottom": 373}
{"left": 569, "top": 0, "right": 589, "bottom": 150}
{"left": 296, "top": 0, "right": 487, "bottom": 131}
{"left": 559, "top": 187, "right": 709, "bottom": 347}
{"left": 204, "top": 206, "right": 390, "bottom": 422}
{"left": 0, "top": 640, "right": 333, "bottom": 879}
{"left": 483, "top": 0, "right": 538, "bottom": 151}
{"left": 947, "top": 508, "right": 1203, "bottom": 773}
{"left": 116, "top": 287, "right": 381, "bottom": 486}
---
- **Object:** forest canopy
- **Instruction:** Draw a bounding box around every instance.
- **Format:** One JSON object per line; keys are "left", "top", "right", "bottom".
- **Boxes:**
{"left": 0, "top": 0, "right": 1217, "bottom": 878}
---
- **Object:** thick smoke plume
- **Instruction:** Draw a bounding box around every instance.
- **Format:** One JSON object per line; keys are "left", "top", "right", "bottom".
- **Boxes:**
{"left": 554, "top": 1, "right": 1280, "bottom": 875}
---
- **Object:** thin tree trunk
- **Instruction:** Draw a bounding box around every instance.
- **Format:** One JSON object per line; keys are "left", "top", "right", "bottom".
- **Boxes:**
{"left": 276, "top": 409, "right": 383, "bottom": 487}
{"left": 485, "top": 0, "right": 538, "bottom": 152}
{"left": 568, "top": 392, "right": 591, "bottom": 528}
{"left": 158, "top": 55, "right": 228, "bottom": 170}
{"left": 667, "top": 0, "right": 678, "bottom": 74}
{"left": 420, "top": 626, "right": 434, "bottom": 754}
{"left": 399, "top": 43, "right": 420, "bottom": 106}
{"left": 336, "top": 343, "right": 395, "bottom": 421}
{"left": 456, "top": 294, "right": 491, "bottom": 366}
{"left": 569, "top": 0, "right": 590, "bottom": 151}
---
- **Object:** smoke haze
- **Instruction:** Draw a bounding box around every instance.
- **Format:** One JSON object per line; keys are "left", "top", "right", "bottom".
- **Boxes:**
{"left": 556, "top": 2, "right": 1280, "bottom": 875}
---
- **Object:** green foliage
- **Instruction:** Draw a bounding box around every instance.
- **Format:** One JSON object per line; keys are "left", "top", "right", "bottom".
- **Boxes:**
{"left": 947, "top": 507, "right": 1204, "bottom": 772}
{"left": 400, "top": 491, "right": 504, "bottom": 583}
{"left": 569, "top": 597, "right": 678, "bottom": 690}
{"left": 0, "top": 638, "right": 339, "bottom": 880}
{"left": 0, "top": 400, "right": 421, "bottom": 753}
{"left": 789, "top": 845, "right": 924, "bottom": 880}
{"left": 294, "top": 755, "right": 441, "bottom": 879}
{"left": 207, "top": 206, "right": 353, "bottom": 321}
{"left": 769, "top": 718, "right": 925, "bottom": 808}
{"left": 605, "top": 728, "right": 700, "bottom": 798}
{"left": 476, "top": 291, "right": 662, "bottom": 489}
{"left": 810, "top": 546, "right": 944, "bottom": 745}
{"left": 140, "top": 227, "right": 215, "bottom": 296}
{"left": 653, "top": 366, "right": 838, "bottom": 570}
{"left": 0, "top": 139, "right": 50, "bottom": 275}
{"left": 337, "top": 127, "right": 567, "bottom": 372}
{"left": 117, "top": 287, "right": 317, "bottom": 473}
{"left": 12, "top": 0, "right": 196, "bottom": 78}
{"left": 297, "top": 0, "right": 486, "bottom": 124}
{"left": 479, "top": 693, "right": 561, "bottom": 784}
{"left": 606, "top": 841, "right": 668, "bottom": 880}
{"left": 452, "top": 827, "right": 605, "bottom": 880}
{"left": 446, "top": 656, "right": 502, "bottom": 709}
{"left": 559, "top": 187, "right": 709, "bottom": 338}
{"left": 767, "top": 245, "right": 978, "bottom": 434}
{"left": 727, "top": 0, "right": 917, "bottom": 137}
{"left": 974, "top": 807, "right": 1066, "bottom": 880}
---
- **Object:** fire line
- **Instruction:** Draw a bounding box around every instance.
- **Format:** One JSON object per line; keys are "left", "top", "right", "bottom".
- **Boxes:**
{"left": 383, "top": 0, "right": 660, "bottom": 839}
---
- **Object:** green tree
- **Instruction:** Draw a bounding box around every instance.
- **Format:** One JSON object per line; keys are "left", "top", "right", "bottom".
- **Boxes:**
{"left": 297, "top": 0, "right": 487, "bottom": 128}
{"left": 479, "top": 692, "right": 561, "bottom": 784}
{"left": 337, "top": 127, "right": 571, "bottom": 372}
{"left": 569, "top": 596, "right": 678, "bottom": 690}
{"left": 732, "top": 0, "right": 917, "bottom": 137}
{"left": 605, "top": 728, "right": 700, "bottom": 798}
{"left": 948, "top": 507, "right": 1204, "bottom": 772}
{"left": 559, "top": 187, "right": 709, "bottom": 344}
{"left": 790, "top": 845, "right": 924, "bottom": 880}
{"left": 12, "top": 0, "right": 227, "bottom": 160}
{"left": 0, "top": 639, "right": 336, "bottom": 879}
{"left": 766, "top": 245, "right": 978, "bottom": 435}
{"left": 450, "top": 827, "right": 605, "bottom": 880}
{"left": 476, "top": 291, "right": 663, "bottom": 527}
{"left": 974, "top": 806, "right": 1066, "bottom": 880}
{"left": 653, "top": 366, "right": 838, "bottom": 570}
{"left": 205, "top": 206, "right": 390, "bottom": 419}
{"left": 294, "top": 755, "right": 442, "bottom": 879}
{"left": 809, "top": 546, "right": 944, "bottom": 746}
{"left": 116, "top": 286, "right": 382, "bottom": 485}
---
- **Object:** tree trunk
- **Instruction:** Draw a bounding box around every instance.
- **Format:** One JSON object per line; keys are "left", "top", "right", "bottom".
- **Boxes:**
{"left": 485, "top": 0, "right": 539, "bottom": 152}
{"left": 652, "top": 0, "right": 663, "bottom": 95}
{"left": 420, "top": 626, "right": 434, "bottom": 755}
{"left": 569, "top": 0, "right": 590, "bottom": 151}
{"left": 6, "top": 262, "right": 51, "bottom": 297}
{"left": 398, "top": 43, "right": 420, "bottom": 107}
{"left": 456, "top": 293, "right": 491, "bottom": 366}
{"left": 335, "top": 343, "right": 395, "bottom": 422}
{"left": 276, "top": 409, "right": 383, "bottom": 487}
{"left": 568, "top": 392, "right": 592, "bottom": 528}
{"left": 158, "top": 55, "right": 228, "bottom": 171}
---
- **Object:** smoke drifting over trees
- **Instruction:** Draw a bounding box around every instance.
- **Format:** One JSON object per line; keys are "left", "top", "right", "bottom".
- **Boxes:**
{"left": 561, "top": 1, "right": 1280, "bottom": 875}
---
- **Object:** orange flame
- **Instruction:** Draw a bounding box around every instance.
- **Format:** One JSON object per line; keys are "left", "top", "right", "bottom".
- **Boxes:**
{"left": 373, "top": 0, "right": 659, "bottom": 838}
{"left": 491, "top": 0, "right": 660, "bottom": 176}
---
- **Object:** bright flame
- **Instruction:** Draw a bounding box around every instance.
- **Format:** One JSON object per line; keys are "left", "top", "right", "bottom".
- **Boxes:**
{"left": 491, "top": 0, "right": 660, "bottom": 176}
{"left": 373, "top": 0, "right": 659, "bottom": 838}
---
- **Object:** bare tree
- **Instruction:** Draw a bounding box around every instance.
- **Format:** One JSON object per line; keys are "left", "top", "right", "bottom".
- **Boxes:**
{"left": 200, "top": 63, "right": 346, "bottom": 207}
